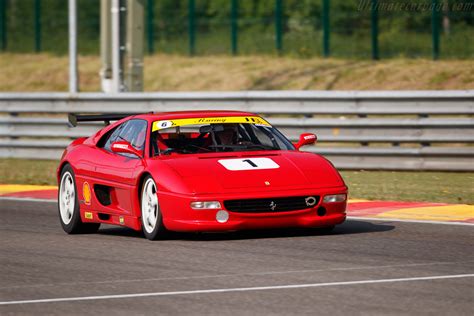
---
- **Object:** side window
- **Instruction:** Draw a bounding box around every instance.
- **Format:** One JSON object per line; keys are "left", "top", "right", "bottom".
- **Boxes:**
{"left": 101, "top": 119, "right": 147, "bottom": 153}
{"left": 119, "top": 120, "right": 147, "bottom": 151}
{"left": 103, "top": 122, "right": 128, "bottom": 151}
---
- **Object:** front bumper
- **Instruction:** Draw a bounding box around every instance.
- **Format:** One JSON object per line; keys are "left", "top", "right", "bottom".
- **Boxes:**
{"left": 159, "top": 187, "right": 347, "bottom": 232}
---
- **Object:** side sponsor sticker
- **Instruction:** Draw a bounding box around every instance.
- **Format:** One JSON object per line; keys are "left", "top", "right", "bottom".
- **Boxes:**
{"left": 218, "top": 158, "right": 280, "bottom": 171}
{"left": 82, "top": 182, "right": 91, "bottom": 205}
{"left": 112, "top": 143, "right": 129, "bottom": 150}
{"left": 84, "top": 212, "right": 93, "bottom": 219}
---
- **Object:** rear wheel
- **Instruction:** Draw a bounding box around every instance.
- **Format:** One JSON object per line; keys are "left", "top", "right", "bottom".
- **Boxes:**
{"left": 140, "top": 176, "right": 166, "bottom": 240}
{"left": 58, "top": 165, "right": 100, "bottom": 234}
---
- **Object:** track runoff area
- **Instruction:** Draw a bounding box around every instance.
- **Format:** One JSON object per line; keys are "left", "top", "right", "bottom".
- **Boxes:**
{"left": 1, "top": 186, "right": 473, "bottom": 314}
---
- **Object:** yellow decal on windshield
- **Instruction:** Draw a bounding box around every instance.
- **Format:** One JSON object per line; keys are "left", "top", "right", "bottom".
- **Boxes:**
{"left": 152, "top": 116, "right": 270, "bottom": 132}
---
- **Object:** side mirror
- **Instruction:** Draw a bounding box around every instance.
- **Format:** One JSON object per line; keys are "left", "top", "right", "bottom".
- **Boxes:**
{"left": 294, "top": 133, "right": 317, "bottom": 150}
{"left": 111, "top": 141, "right": 143, "bottom": 158}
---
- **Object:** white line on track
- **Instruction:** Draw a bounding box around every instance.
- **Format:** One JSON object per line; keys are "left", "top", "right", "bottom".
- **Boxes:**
{"left": 1, "top": 274, "right": 472, "bottom": 306}
{"left": 347, "top": 216, "right": 474, "bottom": 226}
{"left": 2, "top": 260, "right": 472, "bottom": 290}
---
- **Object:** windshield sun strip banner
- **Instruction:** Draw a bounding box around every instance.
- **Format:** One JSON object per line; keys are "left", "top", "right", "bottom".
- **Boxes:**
{"left": 152, "top": 116, "right": 271, "bottom": 131}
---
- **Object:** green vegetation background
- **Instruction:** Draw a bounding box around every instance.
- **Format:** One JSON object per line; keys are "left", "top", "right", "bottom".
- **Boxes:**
{"left": 3, "top": 0, "right": 474, "bottom": 58}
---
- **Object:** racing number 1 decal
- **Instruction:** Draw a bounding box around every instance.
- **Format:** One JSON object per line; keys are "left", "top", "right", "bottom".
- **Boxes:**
{"left": 242, "top": 159, "right": 258, "bottom": 168}
{"left": 218, "top": 158, "right": 280, "bottom": 171}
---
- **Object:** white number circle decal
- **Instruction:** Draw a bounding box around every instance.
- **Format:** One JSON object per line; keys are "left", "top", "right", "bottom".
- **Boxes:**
{"left": 218, "top": 158, "right": 280, "bottom": 171}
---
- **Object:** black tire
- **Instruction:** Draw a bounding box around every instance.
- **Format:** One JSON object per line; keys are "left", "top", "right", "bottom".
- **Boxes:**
{"left": 140, "top": 175, "right": 167, "bottom": 240}
{"left": 58, "top": 164, "right": 100, "bottom": 234}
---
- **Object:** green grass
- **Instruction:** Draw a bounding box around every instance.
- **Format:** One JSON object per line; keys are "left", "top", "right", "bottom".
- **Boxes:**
{"left": 340, "top": 171, "right": 474, "bottom": 205}
{"left": 0, "top": 159, "right": 58, "bottom": 186}
{"left": 5, "top": 26, "right": 473, "bottom": 59}
{"left": 1, "top": 159, "right": 472, "bottom": 204}
{"left": 1, "top": 53, "right": 473, "bottom": 92}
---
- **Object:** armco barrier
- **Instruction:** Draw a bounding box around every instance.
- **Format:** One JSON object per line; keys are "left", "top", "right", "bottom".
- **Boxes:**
{"left": 0, "top": 91, "right": 473, "bottom": 171}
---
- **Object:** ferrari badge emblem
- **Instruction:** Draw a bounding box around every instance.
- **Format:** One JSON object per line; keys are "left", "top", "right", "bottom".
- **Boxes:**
{"left": 305, "top": 196, "right": 317, "bottom": 207}
{"left": 269, "top": 201, "right": 277, "bottom": 211}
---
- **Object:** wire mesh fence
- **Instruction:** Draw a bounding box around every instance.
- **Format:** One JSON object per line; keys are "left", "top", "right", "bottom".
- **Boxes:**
{"left": 0, "top": 0, "right": 472, "bottom": 59}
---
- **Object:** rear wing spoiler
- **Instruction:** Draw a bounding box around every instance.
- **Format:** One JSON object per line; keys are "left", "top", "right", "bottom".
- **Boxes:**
{"left": 67, "top": 113, "right": 139, "bottom": 127}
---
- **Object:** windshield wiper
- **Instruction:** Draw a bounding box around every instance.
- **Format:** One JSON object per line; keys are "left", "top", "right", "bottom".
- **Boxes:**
{"left": 208, "top": 144, "right": 242, "bottom": 150}
{"left": 243, "top": 144, "right": 277, "bottom": 150}
{"left": 209, "top": 144, "right": 276, "bottom": 150}
{"left": 184, "top": 144, "right": 212, "bottom": 152}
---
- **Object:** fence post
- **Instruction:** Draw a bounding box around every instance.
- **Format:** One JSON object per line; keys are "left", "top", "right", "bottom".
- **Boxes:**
{"left": 275, "top": 0, "right": 282, "bottom": 54}
{"left": 188, "top": 0, "right": 195, "bottom": 56}
{"left": 34, "top": 0, "right": 41, "bottom": 52}
{"left": 146, "top": 0, "right": 154, "bottom": 54}
{"left": 371, "top": 0, "right": 379, "bottom": 60}
{"left": 431, "top": 0, "right": 440, "bottom": 60}
{"left": 0, "top": 0, "right": 6, "bottom": 51}
{"left": 69, "top": 0, "right": 79, "bottom": 93}
{"left": 124, "top": 0, "right": 144, "bottom": 91}
{"left": 231, "top": 0, "right": 238, "bottom": 55}
{"left": 322, "top": 0, "right": 330, "bottom": 57}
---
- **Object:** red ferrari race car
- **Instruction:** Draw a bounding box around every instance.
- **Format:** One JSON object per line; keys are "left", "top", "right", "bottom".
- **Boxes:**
{"left": 58, "top": 111, "right": 348, "bottom": 240}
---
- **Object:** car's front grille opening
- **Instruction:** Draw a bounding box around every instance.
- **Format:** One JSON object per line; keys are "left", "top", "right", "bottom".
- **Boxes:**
{"left": 224, "top": 196, "right": 320, "bottom": 213}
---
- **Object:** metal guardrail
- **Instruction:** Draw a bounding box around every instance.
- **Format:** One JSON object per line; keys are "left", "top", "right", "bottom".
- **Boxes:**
{"left": 1, "top": 91, "right": 473, "bottom": 171}
{"left": 1, "top": 91, "right": 474, "bottom": 114}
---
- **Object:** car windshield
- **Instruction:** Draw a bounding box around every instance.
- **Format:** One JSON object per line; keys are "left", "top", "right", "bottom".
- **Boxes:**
{"left": 150, "top": 117, "right": 294, "bottom": 156}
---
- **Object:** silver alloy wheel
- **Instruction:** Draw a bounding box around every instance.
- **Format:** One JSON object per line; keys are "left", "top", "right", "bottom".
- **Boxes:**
{"left": 59, "top": 171, "right": 75, "bottom": 225}
{"left": 141, "top": 178, "right": 159, "bottom": 234}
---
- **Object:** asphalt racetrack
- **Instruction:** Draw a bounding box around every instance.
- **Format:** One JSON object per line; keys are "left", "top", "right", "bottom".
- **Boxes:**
{"left": 1, "top": 199, "right": 473, "bottom": 315}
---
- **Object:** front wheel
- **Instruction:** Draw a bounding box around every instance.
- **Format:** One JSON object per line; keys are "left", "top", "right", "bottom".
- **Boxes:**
{"left": 58, "top": 164, "right": 100, "bottom": 234}
{"left": 140, "top": 176, "right": 167, "bottom": 240}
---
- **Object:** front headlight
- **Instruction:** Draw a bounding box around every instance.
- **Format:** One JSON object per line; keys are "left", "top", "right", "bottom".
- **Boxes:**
{"left": 190, "top": 201, "right": 222, "bottom": 210}
{"left": 323, "top": 194, "right": 346, "bottom": 203}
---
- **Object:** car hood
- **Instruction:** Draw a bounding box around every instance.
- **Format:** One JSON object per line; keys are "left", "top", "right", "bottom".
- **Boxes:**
{"left": 160, "top": 151, "right": 344, "bottom": 194}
